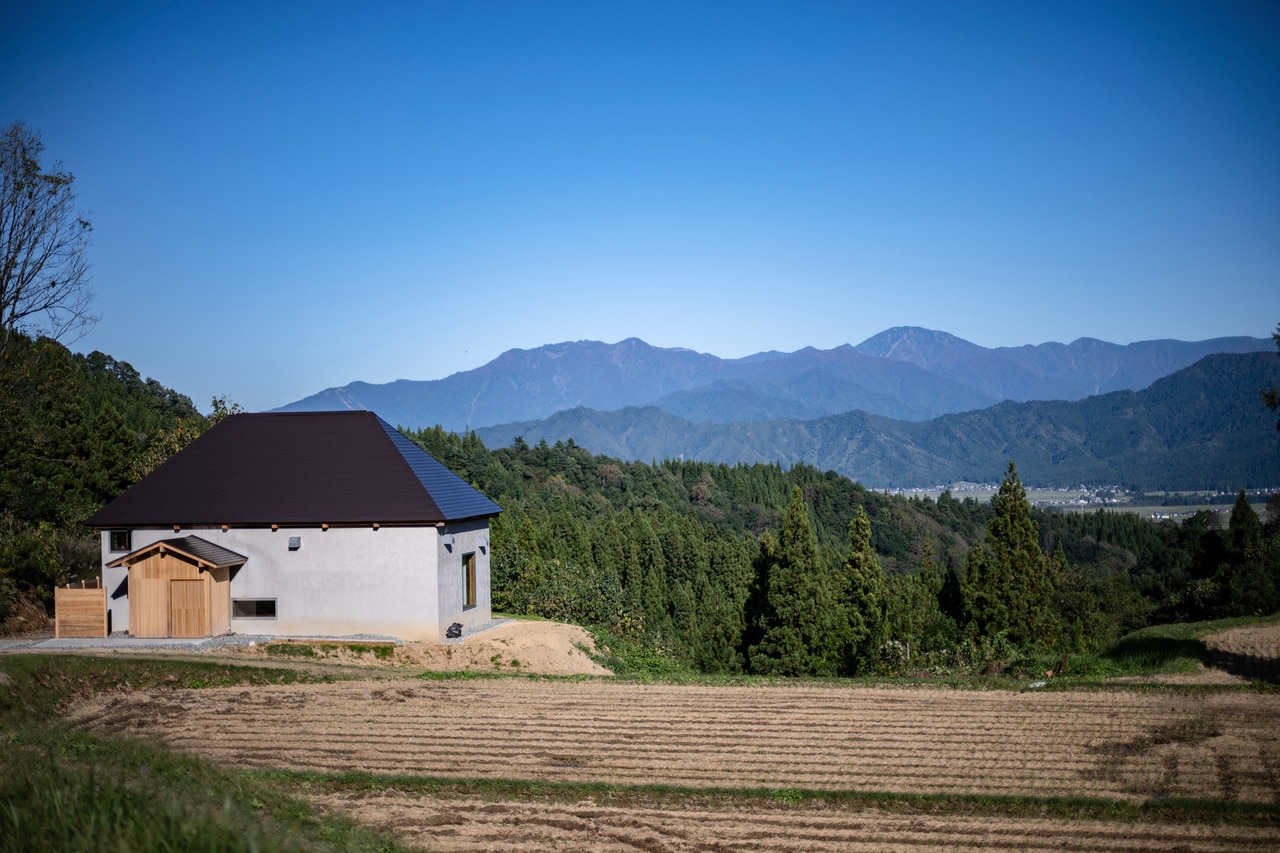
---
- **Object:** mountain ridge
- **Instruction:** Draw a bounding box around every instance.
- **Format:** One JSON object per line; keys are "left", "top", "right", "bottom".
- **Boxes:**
{"left": 273, "top": 328, "right": 1271, "bottom": 432}
{"left": 472, "top": 352, "right": 1280, "bottom": 490}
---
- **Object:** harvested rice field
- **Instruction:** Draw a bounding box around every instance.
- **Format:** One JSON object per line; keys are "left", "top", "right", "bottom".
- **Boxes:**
{"left": 59, "top": 620, "right": 1280, "bottom": 851}
{"left": 306, "top": 789, "right": 1280, "bottom": 853}
{"left": 72, "top": 680, "right": 1280, "bottom": 804}
{"left": 71, "top": 677, "right": 1280, "bottom": 851}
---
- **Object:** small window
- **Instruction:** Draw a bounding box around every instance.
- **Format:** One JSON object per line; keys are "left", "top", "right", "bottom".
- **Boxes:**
{"left": 232, "top": 599, "right": 277, "bottom": 619}
{"left": 109, "top": 530, "right": 131, "bottom": 552}
{"left": 463, "top": 552, "right": 476, "bottom": 609}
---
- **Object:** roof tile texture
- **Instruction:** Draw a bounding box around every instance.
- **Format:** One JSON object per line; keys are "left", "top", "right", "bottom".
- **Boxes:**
{"left": 86, "top": 411, "right": 502, "bottom": 528}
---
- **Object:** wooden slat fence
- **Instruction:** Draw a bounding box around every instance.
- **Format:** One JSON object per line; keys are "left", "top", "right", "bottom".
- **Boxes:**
{"left": 55, "top": 581, "right": 107, "bottom": 638}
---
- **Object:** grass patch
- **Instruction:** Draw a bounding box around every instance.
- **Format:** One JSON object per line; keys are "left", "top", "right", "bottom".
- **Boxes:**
{"left": 491, "top": 611, "right": 552, "bottom": 622}
{"left": 262, "top": 768, "right": 1280, "bottom": 827}
{"left": 264, "top": 642, "right": 317, "bottom": 658}
{"left": 970, "top": 614, "right": 1280, "bottom": 687}
{"left": 0, "top": 733, "right": 414, "bottom": 853}
{"left": 262, "top": 642, "right": 396, "bottom": 661}
{"left": 585, "top": 628, "right": 698, "bottom": 677}
{"left": 0, "top": 654, "right": 325, "bottom": 722}
{"left": 1098, "top": 614, "right": 1280, "bottom": 677}
{"left": 0, "top": 654, "right": 408, "bottom": 853}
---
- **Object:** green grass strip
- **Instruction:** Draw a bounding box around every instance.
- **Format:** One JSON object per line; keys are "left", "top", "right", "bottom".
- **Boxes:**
{"left": 259, "top": 768, "right": 1280, "bottom": 827}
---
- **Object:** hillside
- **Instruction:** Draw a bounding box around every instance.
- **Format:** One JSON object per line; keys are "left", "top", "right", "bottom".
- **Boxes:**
{"left": 475, "top": 352, "right": 1280, "bottom": 489}
{"left": 273, "top": 329, "right": 1270, "bottom": 430}
{"left": 1, "top": 332, "right": 206, "bottom": 614}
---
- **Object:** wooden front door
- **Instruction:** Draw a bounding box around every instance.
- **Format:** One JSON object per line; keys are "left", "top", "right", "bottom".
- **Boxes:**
{"left": 131, "top": 577, "right": 170, "bottom": 638}
{"left": 169, "top": 579, "right": 208, "bottom": 638}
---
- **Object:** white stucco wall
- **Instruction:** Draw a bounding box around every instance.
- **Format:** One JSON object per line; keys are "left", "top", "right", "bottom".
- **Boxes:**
{"left": 101, "top": 533, "right": 132, "bottom": 635}
{"left": 100, "top": 522, "right": 489, "bottom": 642}
{"left": 436, "top": 519, "right": 494, "bottom": 637}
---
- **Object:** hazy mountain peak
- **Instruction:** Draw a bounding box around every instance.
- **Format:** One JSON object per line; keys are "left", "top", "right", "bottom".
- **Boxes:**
{"left": 854, "top": 326, "right": 982, "bottom": 367}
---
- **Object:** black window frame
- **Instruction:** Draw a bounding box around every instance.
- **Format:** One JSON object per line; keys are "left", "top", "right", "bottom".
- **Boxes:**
{"left": 232, "top": 599, "right": 278, "bottom": 619}
{"left": 109, "top": 530, "right": 131, "bottom": 552}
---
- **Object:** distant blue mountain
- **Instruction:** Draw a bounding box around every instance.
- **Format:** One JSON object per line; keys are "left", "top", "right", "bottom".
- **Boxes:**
{"left": 273, "top": 329, "right": 1271, "bottom": 434}
{"left": 473, "top": 352, "right": 1280, "bottom": 490}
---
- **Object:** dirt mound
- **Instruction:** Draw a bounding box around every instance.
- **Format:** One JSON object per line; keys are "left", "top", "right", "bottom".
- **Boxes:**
{"left": 224, "top": 619, "right": 612, "bottom": 677}
{"left": 404, "top": 620, "right": 611, "bottom": 676}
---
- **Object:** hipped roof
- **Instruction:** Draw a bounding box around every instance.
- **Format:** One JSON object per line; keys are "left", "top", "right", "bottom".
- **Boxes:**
{"left": 86, "top": 411, "right": 503, "bottom": 528}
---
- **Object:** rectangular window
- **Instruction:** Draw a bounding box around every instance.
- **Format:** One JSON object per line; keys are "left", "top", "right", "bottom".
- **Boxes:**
{"left": 109, "top": 530, "right": 131, "bottom": 552}
{"left": 232, "top": 599, "right": 277, "bottom": 619}
{"left": 463, "top": 552, "right": 476, "bottom": 609}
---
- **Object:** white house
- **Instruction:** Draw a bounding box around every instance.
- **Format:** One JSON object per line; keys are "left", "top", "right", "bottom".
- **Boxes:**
{"left": 85, "top": 411, "right": 502, "bottom": 642}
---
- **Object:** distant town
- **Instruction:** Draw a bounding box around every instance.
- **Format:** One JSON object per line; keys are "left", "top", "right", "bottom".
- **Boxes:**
{"left": 888, "top": 484, "right": 1278, "bottom": 520}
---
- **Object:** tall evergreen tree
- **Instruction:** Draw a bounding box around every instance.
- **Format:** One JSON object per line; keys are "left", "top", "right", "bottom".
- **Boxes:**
{"left": 1227, "top": 490, "right": 1262, "bottom": 562}
{"left": 87, "top": 402, "right": 137, "bottom": 505}
{"left": 964, "top": 462, "right": 1056, "bottom": 649}
{"left": 837, "top": 504, "right": 887, "bottom": 674}
{"left": 886, "top": 537, "right": 952, "bottom": 661}
{"left": 1219, "top": 491, "right": 1278, "bottom": 616}
{"left": 748, "top": 487, "right": 837, "bottom": 676}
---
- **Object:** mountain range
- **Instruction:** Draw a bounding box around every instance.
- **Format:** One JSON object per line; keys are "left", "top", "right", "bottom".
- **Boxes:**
{"left": 276, "top": 327, "right": 1270, "bottom": 430}
{"left": 273, "top": 328, "right": 1277, "bottom": 488}
{"left": 473, "top": 352, "right": 1280, "bottom": 490}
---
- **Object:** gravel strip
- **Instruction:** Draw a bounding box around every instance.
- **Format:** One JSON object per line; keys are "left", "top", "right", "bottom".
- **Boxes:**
{"left": 30, "top": 633, "right": 402, "bottom": 652}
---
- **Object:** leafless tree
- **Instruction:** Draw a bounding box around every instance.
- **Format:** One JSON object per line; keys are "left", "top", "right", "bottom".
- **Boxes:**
{"left": 0, "top": 121, "right": 96, "bottom": 359}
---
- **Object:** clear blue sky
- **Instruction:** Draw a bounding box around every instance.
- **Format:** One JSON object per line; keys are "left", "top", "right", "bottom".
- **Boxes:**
{"left": 3, "top": 0, "right": 1278, "bottom": 412}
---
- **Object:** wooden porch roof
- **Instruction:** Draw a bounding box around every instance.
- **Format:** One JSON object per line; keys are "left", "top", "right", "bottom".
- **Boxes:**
{"left": 106, "top": 536, "right": 248, "bottom": 571}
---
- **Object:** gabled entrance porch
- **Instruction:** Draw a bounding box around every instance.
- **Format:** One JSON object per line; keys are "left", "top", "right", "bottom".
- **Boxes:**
{"left": 106, "top": 536, "right": 246, "bottom": 639}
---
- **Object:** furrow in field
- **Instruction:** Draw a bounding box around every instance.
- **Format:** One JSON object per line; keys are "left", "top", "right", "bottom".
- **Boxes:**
{"left": 73, "top": 680, "right": 1280, "bottom": 804}
{"left": 309, "top": 793, "right": 1280, "bottom": 853}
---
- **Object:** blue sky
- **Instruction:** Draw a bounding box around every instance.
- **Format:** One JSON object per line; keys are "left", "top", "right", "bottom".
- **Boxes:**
{"left": 3, "top": 0, "right": 1278, "bottom": 412}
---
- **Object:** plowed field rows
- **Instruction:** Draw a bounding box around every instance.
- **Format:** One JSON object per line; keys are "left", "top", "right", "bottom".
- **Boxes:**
{"left": 72, "top": 680, "right": 1280, "bottom": 804}
{"left": 310, "top": 791, "right": 1280, "bottom": 852}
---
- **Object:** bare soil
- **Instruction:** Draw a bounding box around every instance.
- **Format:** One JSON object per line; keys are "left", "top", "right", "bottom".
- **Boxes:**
{"left": 70, "top": 679, "right": 1280, "bottom": 805}
{"left": 221, "top": 619, "right": 611, "bottom": 676}
{"left": 308, "top": 790, "right": 1280, "bottom": 852}
{"left": 62, "top": 618, "right": 1280, "bottom": 850}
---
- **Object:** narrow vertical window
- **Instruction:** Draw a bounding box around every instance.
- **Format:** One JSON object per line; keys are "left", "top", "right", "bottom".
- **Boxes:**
{"left": 463, "top": 551, "right": 477, "bottom": 609}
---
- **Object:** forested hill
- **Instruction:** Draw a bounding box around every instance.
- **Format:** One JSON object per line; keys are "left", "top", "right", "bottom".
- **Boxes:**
{"left": 1, "top": 333, "right": 206, "bottom": 607}
{"left": 406, "top": 425, "right": 1279, "bottom": 673}
{"left": 475, "top": 352, "right": 1280, "bottom": 490}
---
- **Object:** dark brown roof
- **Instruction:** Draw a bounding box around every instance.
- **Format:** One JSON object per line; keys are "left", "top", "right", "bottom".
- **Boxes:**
{"left": 86, "top": 411, "right": 502, "bottom": 528}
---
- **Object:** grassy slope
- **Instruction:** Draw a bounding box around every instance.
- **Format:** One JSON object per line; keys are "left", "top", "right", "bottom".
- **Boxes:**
{"left": 0, "top": 656, "right": 412, "bottom": 853}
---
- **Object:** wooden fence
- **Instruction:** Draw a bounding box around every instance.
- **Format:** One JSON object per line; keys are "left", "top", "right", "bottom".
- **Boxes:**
{"left": 54, "top": 580, "right": 107, "bottom": 638}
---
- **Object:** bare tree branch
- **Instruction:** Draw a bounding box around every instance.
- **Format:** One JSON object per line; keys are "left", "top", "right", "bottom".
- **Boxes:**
{"left": 0, "top": 121, "right": 96, "bottom": 359}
